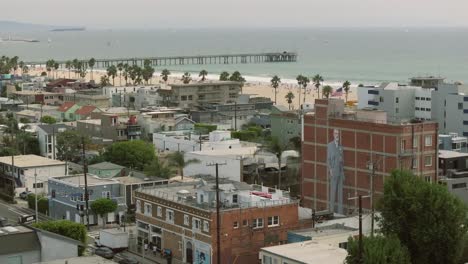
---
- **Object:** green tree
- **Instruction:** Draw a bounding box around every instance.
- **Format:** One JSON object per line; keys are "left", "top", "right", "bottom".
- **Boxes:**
{"left": 144, "top": 156, "right": 175, "bottom": 179}
{"left": 19, "top": 117, "right": 30, "bottom": 123}
{"left": 262, "top": 137, "right": 288, "bottom": 189}
{"left": 285, "top": 91, "right": 295, "bottom": 110}
{"left": 17, "top": 130, "right": 39, "bottom": 155}
{"left": 46, "top": 59, "right": 55, "bottom": 78}
{"left": 181, "top": 72, "right": 192, "bottom": 84}
{"left": 88, "top": 58, "right": 96, "bottom": 81}
{"left": 270, "top": 75, "right": 281, "bottom": 105}
{"left": 129, "top": 65, "right": 142, "bottom": 85}
{"left": 199, "top": 69, "right": 208, "bottom": 81}
{"left": 56, "top": 130, "right": 84, "bottom": 165}
{"left": 167, "top": 151, "right": 200, "bottom": 180}
{"left": 100, "top": 75, "right": 111, "bottom": 87}
{"left": 161, "top": 69, "right": 171, "bottom": 83}
{"left": 106, "top": 65, "right": 117, "bottom": 86}
{"left": 53, "top": 62, "right": 59, "bottom": 79}
{"left": 40, "top": 115, "right": 57, "bottom": 124}
{"left": 378, "top": 170, "right": 468, "bottom": 264}
{"left": 343, "top": 80, "right": 351, "bottom": 102}
{"left": 142, "top": 65, "right": 155, "bottom": 84}
{"left": 103, "top": 140, "right": 155, "bottom": 170}
{"left": 322, "top": 85, "right": 333, "bottom": 99}
{"left": 296, "top": 74, "right": 304, "bottom": 107}
{"left": 122, "top": 63, "right": 130, "bottom": 85}
{"left": 229, "top": 71, "right": 246, "bottom": 93}
{"left": 346, "top": 235, "right": 411, "bottom": 264}
{"left": 32, "top": 220, "right": 87, "bottom": 255}
{"left": 27, "top": 193, "right": 49, "bottom": 215}
{"left": 65, "top": 60, "right": 72, "bottom": 78}
{"left": 312, "top": 74, "right": 323, "bottom": 99}
{"left": 117, "top": 63, "right": 124, "bottom": 85}
{"left": 91, "top": 198, "right": 117, "bottom": 228}
{"left": 219, "top": 71, "right": 230, "bottom": 81}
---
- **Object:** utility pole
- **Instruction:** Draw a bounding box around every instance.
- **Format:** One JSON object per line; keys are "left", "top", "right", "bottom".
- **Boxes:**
{"left": 34, "top": 168, "right": 38, "bottom": 223}
{"left": 207, "top": 162, "right": 227, "bottom": 264}
{"left": 81, "top": 137, "right": 90, "bottom": 230}
{"left": 312, "top": 209, "right": 316, "bottom": 228}
{"left": 348, "top": 194, "right": 370, "bottom": 264}
{"left": 234, "top": 102, "right": 237, "bottom": 131}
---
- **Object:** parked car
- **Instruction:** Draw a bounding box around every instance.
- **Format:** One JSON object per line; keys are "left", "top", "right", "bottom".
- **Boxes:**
{"left": 19, "top": 191, "right": 31, "bottom": 200}
{"left": 115, "top": 254, "right": 139, "bottom": 264}
{"left": 95, "top": 247, "right": 115, "bottom": 259}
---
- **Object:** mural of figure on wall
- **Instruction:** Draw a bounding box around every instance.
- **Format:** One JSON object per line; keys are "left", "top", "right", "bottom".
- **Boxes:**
{"left": 327, "top": 128, "right": 344, "bottom": 214}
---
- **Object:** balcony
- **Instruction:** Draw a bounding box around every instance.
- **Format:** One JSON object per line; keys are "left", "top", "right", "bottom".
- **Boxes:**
{"left": 399, "top": 148, "right": 416, "bottom": 157}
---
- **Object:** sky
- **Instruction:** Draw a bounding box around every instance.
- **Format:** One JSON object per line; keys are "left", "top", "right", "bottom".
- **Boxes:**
{"left": 3, "top": 0, "right": 468, "bottom": 29}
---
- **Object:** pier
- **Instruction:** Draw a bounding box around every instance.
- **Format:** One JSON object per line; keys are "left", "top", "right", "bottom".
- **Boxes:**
{"left": 26, "top": 51, "right": 297, "bottom": 68}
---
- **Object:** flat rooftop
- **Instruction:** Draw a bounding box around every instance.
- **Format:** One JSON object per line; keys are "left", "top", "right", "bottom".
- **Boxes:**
{"left": 53, "top": 174, "right": 119, "bottom": 186}
{"left": 77, "top": 119, "right": 101, "bottom": 125}
{"left": 261, "top": 241, "right": 347, "bottom": 264}
{"left": 115, "top": 176, "right": 167, "bottom": 185}
{"left": 170, "top": 81, "right": 240, "bottom": 87}
{"left": 0, "top": 155, "right": 65, "bottom": 168}
{"left": 439, "top": 150, "right": 468, "bottom": 159}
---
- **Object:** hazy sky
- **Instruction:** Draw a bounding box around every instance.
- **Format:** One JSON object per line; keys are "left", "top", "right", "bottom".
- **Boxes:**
{"left": 4, "top": 0, "right": 468, "bottom": 28}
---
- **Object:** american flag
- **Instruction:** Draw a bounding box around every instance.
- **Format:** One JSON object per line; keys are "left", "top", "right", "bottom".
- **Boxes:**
{"left": 332, "top": 87, "right": 343, "bottom": 97}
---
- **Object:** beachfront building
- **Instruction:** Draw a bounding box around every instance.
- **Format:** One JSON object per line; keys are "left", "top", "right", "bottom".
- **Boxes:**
{"left": 302, "top": 98, "right": 438, "bottom": 213}
{"left": 134, "top": 179, "right": 299, "bottom": 263}
{"left": 161, "top": 81, "right": 242, "bottom": 109}
{"left": 37, "top": 124, "right": 75, "bottom": 159}
{"left": 60, "top": 90, "right": 109, "bottom": 108}
{"left": 0, "top": 155, "right": 67, "bottom": 197}
{"left": 270, "top": 105, "right": 301, "bottom": 146}
{"left": 48, "top": 174, "right": 126, "bottom": 225}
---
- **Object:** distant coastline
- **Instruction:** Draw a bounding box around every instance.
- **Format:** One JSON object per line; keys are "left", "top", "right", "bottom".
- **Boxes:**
{"left": 0, "top": 37, "right": 39, "bottom": 43}
{"left": 50, "top": 27, "right": 86, "bottom": 32}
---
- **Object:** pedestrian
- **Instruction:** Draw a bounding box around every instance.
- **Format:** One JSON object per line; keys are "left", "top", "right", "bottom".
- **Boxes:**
{"left": 144, "top": 241, "right": 148, "bottom": 251}
{"left": 153, "top": 244, "right": 157, "bottom": 255}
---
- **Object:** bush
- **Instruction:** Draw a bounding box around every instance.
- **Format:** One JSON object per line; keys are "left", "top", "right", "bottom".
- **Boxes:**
{"left": 27, "top": 194, "right": 49, "bottom": 215}
{"left": 194, "top": 123, "right": 217, "bottom": 133}
{"left": 32, "top": 220, "right": 87, "bottom": 255}
{"left": 231, "top": 130, "right": 257, "bottom": 141}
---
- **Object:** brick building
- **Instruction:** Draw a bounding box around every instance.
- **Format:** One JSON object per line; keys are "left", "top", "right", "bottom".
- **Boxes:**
{"left": 134, "top": 179, "right": 299, "bottom": 264}
{"left": 302, "top": 99, "right": 438, "bottom": 213}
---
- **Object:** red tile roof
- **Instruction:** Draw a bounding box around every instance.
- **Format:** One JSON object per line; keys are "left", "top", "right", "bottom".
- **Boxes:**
{"left": 75, "top": 105, "right": 97, "bottom": 116}
{"left": 58, "top": 102, "right": 76, "bottom": 112}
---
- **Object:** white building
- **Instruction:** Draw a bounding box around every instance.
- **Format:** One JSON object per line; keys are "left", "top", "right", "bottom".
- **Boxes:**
{"left": 37, "top": 124, "right": 74, "bottom": 159}
{"left": 0, "top": 155, "right": 67, "bottom": 195}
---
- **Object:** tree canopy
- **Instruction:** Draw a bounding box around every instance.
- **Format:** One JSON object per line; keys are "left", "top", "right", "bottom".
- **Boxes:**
{"left": 40, "top": 115, "right": 57, "bottom": 124}
{"left": 144, "top": 156, "right": 175, "bottom": 179}
{"left": 378, "top": 170, "right": 468, "bottom": 264}
{"left": 103, "top": 140, "right": 155, "bottom": 170}
{"left": 33, "top": 220, "right": 87, "bottom": 255}
{"left": 167, "top": 151, "right": 200, "bottom": 179}
{"left": 56, "top": 130, "right": 85, "bottom": 163}
{"left": 346, "top": 235, "right": 411, "bottom": 264}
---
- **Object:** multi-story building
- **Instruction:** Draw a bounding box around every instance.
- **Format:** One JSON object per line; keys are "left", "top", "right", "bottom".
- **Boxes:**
{"left": 302, "top": 98, "right": 438, "bottom": 213}
{"left": 165, "top": 81, "right": 241, "bottom": 108}
{"left": 0, "top": 155, "right": 66, "bottom": 196}
{"left": 60, "top": 90, "right": 109, "bottom": 108}
{"left": 439, "top": 133, "right": 468, "bottom": 152}
{"left": 134, "top": 179, "right": 299, "bottom": 264}
{"left": 270, "top": 105, "right": 301, "bottom": 146}
{"left": 37, "top": 124, "right": 75, "bottom": 159}
{"left": 48, "top": 174, "right": 127, "bottom": 225}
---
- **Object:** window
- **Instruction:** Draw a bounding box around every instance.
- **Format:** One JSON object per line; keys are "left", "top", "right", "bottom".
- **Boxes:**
{"left": 412, "top": 157, "right": 418, "bottom": 169}
{"left": 426, "top": 97, "right": 431, "bottom": 101}
{"left": 401, "top": 139, "right": 406, "bottom": 151}
{"left": 415, "top": 96, "right": 420, "bottom": 100}
{"left": 268, "top": 216, "right": 280, "bottom": 227}
{"left": 157, "top": 206, "right": 162, "bottom": 217}
{"left": 424, "top": 155, "right": 432, "bottom": 167}
{"left": 243, "top": 220, "right": 248, "bottom": 227}
{"left": 166, "top": 210, "right": 174, "bottom": 223}
{"left": 233, "top": 221, "right": 239, "bottom": 229}
{"left": 33, "top": 182, "right": 43, "bottom": 188}
{"left": 413, "top": 136, "right": 418, "bottom": 148}
{"left": 181, "top": 95, "right": 187, "bottom": 101}
{"left": 420, "top": 97, "right": 425, "bottom": 101}
{"left": 188, "top": 95, "right": 193, "bottom": 100}
{"left": 144, "top": 203, "right": 152, "bottom": 216}
{"left": 425, "top": 135, "right": 432, "bottom": 146}
{"left": 460, "top": 103, "right": 464, "bottom": 110}
{"left": 426, "top": 108, "right": 431, "bottom": 112}
{"left": 415, "top": 107, "right": 420, "bottom": 110}
{"left": 453, "top": 183, "right": 467, "bottom": 189}
{"left": 425, "top": 176, "right": 431, "bottom": 183}
{"left": 232, "top": 194, "right": 238, "bottom": 203}
{"left": 203, "top": 220, "right": 209, "bottom": 232}
{"left": 102, "top": 191, "right": 111, "bottom": 199}
{"left": 395, "top": 108, "right": 399, "bottom": 113}
{"left": 184, "top": 215, "right": 190, "bottom": 226}
{"left": 252, "top": 218, "right": 264, "bottom": 229}
{"left": 379, "top": 96, "right": 384, "bottom": 103}
{"left": 136, "top": 200, "right": 141, "bottom": 213}
{"left": 395, "top": 97, "right": 399, "bottom": 103}
{"left": 192, "top": 218, "right": 201, "bottom": 231}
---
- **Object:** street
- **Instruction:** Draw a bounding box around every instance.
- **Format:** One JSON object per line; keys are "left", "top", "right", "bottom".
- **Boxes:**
{"left": 0, "top": 199, "right": 50, "bottom": 225}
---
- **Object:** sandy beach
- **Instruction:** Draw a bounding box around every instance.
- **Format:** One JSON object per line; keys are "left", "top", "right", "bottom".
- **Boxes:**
{"left": 27, "top": 67, "right": 358, "bottom": 110}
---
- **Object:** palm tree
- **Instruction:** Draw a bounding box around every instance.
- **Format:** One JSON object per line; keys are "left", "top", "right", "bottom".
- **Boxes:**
{"left": 100, "top": 75, "right": 111, "bottom": 87}
{"left": 312, "top": 74, "right": 324, "bottom": 98}
{"left": 296, "top": 75, "right": 304, "bottom": 108}
{"left": 72, "top": 59, "right": 79, "bottom": 78}
{"left": 18, "top": 61, "right": 24, "bottom": 75}
{"left": 117, "top": 63, "right": 124, "bottom": 85}
{"left": 270, "top": 75, "right": 281, "bottom": 105}
{"left": 301, "top": 76, "right": 310, "bottom": 103}
{"left": 122, "top": 63, "right": 130, "bottom": 85}
{"left": 53, "top": 62, "right": 59, "bottom": 79}
{"left": 106, "top": 65, "right": 117, "bottom": 86}
{"left": 46, "top": 59, "right": 54, "bottom": 78}
{"left": 262, "top": 137, "right": 287, "bottom": 189}
{"left": 161, "top": 69, "right": 171, "bottom": 83}
{"left": 88, "top": 58, "right": 96, "bottom": 81}
{"left": 229, "top": 71, "right": 246, "bottom": 93}
{"left": 167, "top": 151, "right": 200, "bottom": 180}
{"left": 285, "top": 91, "right": 295, "bottom": 110}
{"left": 181, "top": 72, "right": 191, "bottom": 84}
{"left": 65, "top": 61, "right": 72, "bottom": 78}
{"left": 343, "top": 80, "right": 351, "bottom": 102}
{"left": 199, "top": 70, "right": 208, "bottom": 81}
{"left": 22, "top": 65, "right": 29, "bottom": 75}
{"left": 142, "top": 65, "right": 155, "bottom": 84}
{"left": 322, "top": 85, "right": 333, "bottom": 99}
{"left": 219, "top": 71, "right": 230, "bottom": 81}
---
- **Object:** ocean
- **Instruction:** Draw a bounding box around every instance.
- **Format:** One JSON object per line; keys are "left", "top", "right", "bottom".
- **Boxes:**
{"left": 1, "top": 28, "right": 468, "bottom": 85}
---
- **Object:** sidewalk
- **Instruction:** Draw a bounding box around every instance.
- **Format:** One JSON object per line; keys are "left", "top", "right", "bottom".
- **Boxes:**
{"left": 126, "top": 247, "right": 184, "bottom": 264}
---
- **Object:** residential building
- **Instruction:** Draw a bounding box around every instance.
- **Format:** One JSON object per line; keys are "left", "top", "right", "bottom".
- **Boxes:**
{"left": 114, "top": 174, "right": 168, "bottom": 208}
{"left": 0, "top": 97, "right": 23, "bottom": 111}
{"left": 74, "top": 105, "right": 101, "bottom": 120}
{"left": 410, "top": 76, "right": 445, "bottom": 88}
{"left": 18, "top": 103, "right": 62, "bottom": 121}
{"left": 37, "top": 124, "right": 75, "bottom": 159}
{"left": 165, "top": 81, "right": 241, "bottom": 108}
{"left": 438, "top": 150, "right": 468, "bottom": 204}
{"left": 60, "top": 90, "right": 109, "bottom": 108}
{"left": 439, "top": 133, "right": 468, "bottom": 152}
{"left": 259, "top": 241, "right": 347, "bottom": 264}
{"left": 431, "top": 83, "right": 468, "bottom": 136}
{"left": 88, "top": 162, "right": 126, "bottom": 178}
{"left": 134, "top": 179, "right": 299, "bottom": 263}
{"left": 0, "top": 225, "right": 81, "bottom": 264}
{"left": 270, "top": 105, "right": 301, "bottom": 146}
{"left": 138, "top": 109, "right": 191, "bottom": 136}
{"left": 0, "top": 155, "right": 67, "bottom": 196}
{"left": 12, "top": 91, "right": 61, "bottom": 105}
{"left": 48, "top": 174, "right": 127, "bottom": 225}
{"left": 58, "top": 102, "right": 80, "bottom": 121}
{"left": 77, "top": 112, "right": 141, "bottom": 142}
{"left": 302, "top": 98, "right": 438, "bottom": 213}
{"left": 15, "top": 109, "right": 40, "bottom": 122}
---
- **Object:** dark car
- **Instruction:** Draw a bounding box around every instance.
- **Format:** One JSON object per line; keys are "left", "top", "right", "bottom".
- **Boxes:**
{"left": 95, "top": 247, "right": 115, "bottom": 259}
{"left": 19, "top": 191, "right": 31, "bottom": 200}
{"left": 116, "top": 254, "right": 139, "bottom": 264}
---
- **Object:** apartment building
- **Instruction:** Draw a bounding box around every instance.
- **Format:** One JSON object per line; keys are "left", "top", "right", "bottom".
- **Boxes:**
{"left": 134, "top": 179, "right": 299, "bottom": 264}
{"left": 302, "top": 99, "right": 438, "bottom": 213}
{"left": 37, "top": 124, "right": 75, "bottom": 159}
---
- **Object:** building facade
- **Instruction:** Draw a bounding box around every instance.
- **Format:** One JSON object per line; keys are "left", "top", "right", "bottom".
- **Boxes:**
{"left": 134, "top": 180, "right": 299, "bottom": 264}
{"left": 37, "top": 124, "right": 74, "bottom": 159}
{"left": 270, "top": 105, "right": 301, "bottom": 146}
{"left": 168, "top": 81, "right": 241, "bottom": 108}
{"left": 302, "top": 99, "right": 438, "bottom": 213}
